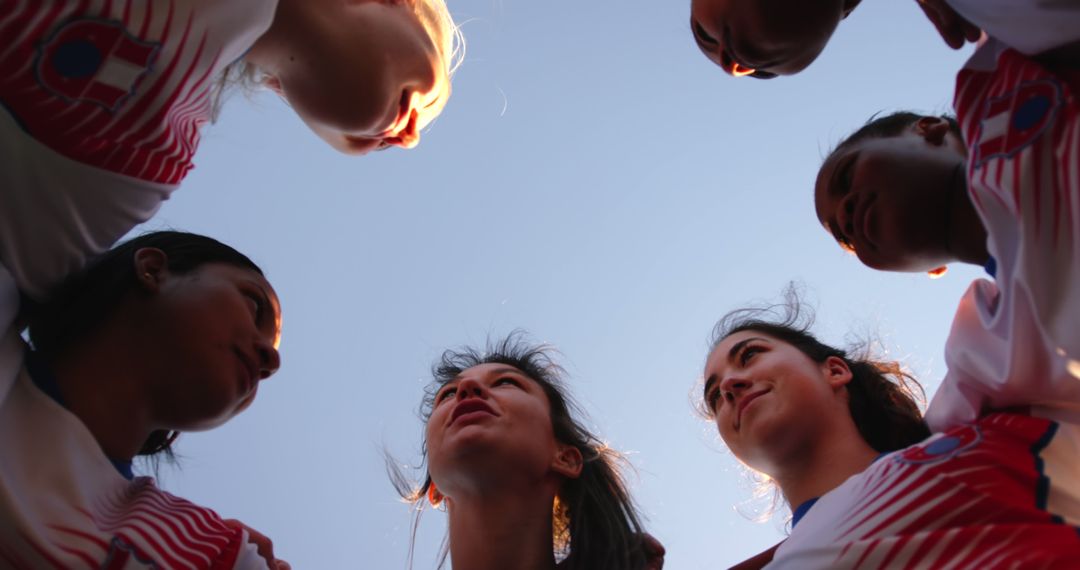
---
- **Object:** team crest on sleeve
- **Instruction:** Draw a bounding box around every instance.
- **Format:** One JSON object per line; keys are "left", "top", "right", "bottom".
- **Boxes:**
{"left": 972, "top": 79, "right": 1062, "bottom": 169}
{"left": 34, "top": 18, "right": 160, "bottom": 112}
{"left": 896, "top": 424, "right": 981, "bottom": 465}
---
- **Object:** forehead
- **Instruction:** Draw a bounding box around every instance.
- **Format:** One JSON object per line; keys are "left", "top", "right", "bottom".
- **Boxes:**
{"left": 706, "top": 330, "right": 774, "bottom": 370}
{"left": 456, "top": 362, "right": 530, "bottom": 381}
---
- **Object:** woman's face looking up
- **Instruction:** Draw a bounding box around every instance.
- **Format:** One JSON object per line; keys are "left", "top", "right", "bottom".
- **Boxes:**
{"left": 426, "top": 363, "right": 580, "bottom": 498}
{"left": 703, "top": 331, "right": 852, "bottom": 472}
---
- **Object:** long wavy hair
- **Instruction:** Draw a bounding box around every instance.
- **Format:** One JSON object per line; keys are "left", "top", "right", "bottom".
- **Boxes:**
{"left": 388, "top": 332, "right": 649, "bottom": 570}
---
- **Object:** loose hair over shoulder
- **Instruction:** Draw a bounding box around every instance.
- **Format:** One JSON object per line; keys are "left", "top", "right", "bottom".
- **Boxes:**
{"left": 388, "top": 332, "right": 649, "bottom": 570}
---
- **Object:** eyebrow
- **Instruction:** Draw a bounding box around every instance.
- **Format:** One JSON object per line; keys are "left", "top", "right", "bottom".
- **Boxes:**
{"left": 703, "top": 337, "right": 766, "bottom": 399}
{"left": 452, "top": 366, "right": 526, "bottom": 382}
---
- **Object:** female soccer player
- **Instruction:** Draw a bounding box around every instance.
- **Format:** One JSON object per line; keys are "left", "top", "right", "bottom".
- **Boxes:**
{"left": 390, "top": 335, "right": 661, "bottom": 570}
{"left": 1, "top": 0, "right": 462, "bottom": 295}
{"left": 1, "top": 230, "right": 287, "bottom": 568}
{"left": 701, "top": 293, "right": 1080, "bottom": 567}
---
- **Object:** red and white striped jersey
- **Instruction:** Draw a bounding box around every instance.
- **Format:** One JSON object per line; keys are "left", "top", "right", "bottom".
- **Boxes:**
{"left": 769, "top": 413, "right": 1080, "bottom": 569}
{"left": 945, "top": 0, "right": 1080, "bottom": 55}
{"left": 0, "top": 0, "right": 276, "bottom": 301}
{"left": 770, "top": 40, "right": 1080, "bottom": 569}
{"left": 0, "top": 0, "right": 275, "bottom": 184}
{"left": 0, "top": 355, "right": 270, "bottom": 569}
{"left": 927, "top": 41, "right": 1080, "bottom": 432}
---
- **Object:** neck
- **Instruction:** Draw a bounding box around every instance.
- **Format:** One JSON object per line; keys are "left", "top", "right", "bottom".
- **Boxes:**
{"left": 445, "top": 487, "right": 559, "bottom": 570}
{"left": 771, "top": 428, "right": 878, "bottom": 509}
{"left": 946, "top": 164, "right": 990, "bottom": 266}
{"left": 48, "top": 321, "right": 155, "bottom": 462}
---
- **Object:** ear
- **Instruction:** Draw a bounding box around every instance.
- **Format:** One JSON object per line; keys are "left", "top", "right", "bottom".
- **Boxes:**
{"left": 822, "top": 355, "right": 853, "bottom": 390}
{"left": 551, "top": 443, "right": 584, "bottom": 480}
{"left": 426, "top": 481, "right": 445, "bottom": 507}
{"left": 914, "top": 116, "right": 950, "bottom": 146}
{"left": 133, "top": 247, "right": 169, "bottom": 293}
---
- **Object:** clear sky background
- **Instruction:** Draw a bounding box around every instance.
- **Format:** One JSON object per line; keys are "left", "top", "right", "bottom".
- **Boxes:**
{"left": 132, "top": 1, "right": 979, "bottom": 567}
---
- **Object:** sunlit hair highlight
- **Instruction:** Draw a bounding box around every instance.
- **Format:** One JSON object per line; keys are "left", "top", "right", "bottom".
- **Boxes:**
{"left": 387, "top": 332, "right": 649, "bottom": 570}
{"left": 211, "top": 0, "right": 464, "bottom": 121}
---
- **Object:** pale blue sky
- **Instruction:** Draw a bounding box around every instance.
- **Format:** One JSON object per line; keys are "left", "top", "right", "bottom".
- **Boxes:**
{"left": 134, "top": 1, "right": 977, "bottom": 567}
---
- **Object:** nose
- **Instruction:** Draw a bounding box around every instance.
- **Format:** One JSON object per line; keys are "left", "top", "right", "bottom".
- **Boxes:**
{"left": 255, "top": 339, "right": 280, "bottom": 380}
{"left": 455, "top": 377, "right": 489, "bottom": 400}
{"left": 383, "top": 110, "right": 420, "bottom": 149}
{"left": 719, "top": 375, "right": 752, "bottom": 404}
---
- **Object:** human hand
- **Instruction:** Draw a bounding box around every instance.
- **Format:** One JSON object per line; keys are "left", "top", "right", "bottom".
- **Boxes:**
{"left": 224, "top": 519, "right": 291, "bottom": 570}
{"left": 916, "top": 0, "right": 981, "bottom": 49}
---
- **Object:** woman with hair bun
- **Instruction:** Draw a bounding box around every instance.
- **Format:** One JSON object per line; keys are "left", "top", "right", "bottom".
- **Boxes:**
{"left": 702, "top": 290, "right": 1080, "bottom": 569}
{"left": 391, "top": 333, "right": 663, "bottom": 570}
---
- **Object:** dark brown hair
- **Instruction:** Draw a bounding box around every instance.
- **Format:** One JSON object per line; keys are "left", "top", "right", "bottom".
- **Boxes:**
{"left": 24, "top": 231, "right": 262, "bottom": 457}
{"left": 388, "top": 332, "right": 649, "bottom": 570}
{"left": 704, "top": 287, "right": 929, "bottom": 454}
{"left": 830, "top": 111, "right": 961, "bottom": 161}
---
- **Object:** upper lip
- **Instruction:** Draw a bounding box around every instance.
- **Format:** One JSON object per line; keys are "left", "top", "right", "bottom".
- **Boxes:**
{"left": 722, "top": 31, "right": 778, "bottom": 76}
{"left": 234, "top": 348, "right": 258, "bottom": 395}
{"left": 449, "top": 399, "right": 498, "bottom": 426}
{"left": 735, "top": 389, "right": 769, "bottom": 430}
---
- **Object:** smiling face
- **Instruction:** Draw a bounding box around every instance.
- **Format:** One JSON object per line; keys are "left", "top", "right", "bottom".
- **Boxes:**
{"left": 143, "top": 260, "right": 282, "bottom": 432}
{"left": 256, "top": 0, "right": 450, "bottom": 155}
{"left": 690, "top": 0, "right": 856, "bottom": 78}
{"left": 426, "top": 363, "right": 577, "bottom": 497}
{"left": 814, "top": 118, "right": 968, "bottom": 271}
{"left": 703, "top": 330, "right": 851, "bottom": 473}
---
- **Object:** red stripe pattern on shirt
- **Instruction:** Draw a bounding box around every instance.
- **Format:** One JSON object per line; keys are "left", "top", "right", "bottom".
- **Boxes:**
{"left": 0, "top": 0, "right": 225, "bottom": 184}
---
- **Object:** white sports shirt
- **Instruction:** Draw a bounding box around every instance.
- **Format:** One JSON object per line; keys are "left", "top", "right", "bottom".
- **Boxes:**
{"left": 0, "top": 0, "right": 276, "bottom": 301}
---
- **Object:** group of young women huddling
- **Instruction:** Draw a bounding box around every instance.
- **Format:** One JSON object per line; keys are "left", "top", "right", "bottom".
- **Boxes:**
{"left": 1, "top": 0, "right": 1078, "bottom": 568}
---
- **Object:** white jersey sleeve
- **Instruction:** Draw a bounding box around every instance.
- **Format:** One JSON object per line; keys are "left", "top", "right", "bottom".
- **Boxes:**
{"left": 945, "top": 0, "right": 1080, "bottom": 55}
{"left": 926, "top": 44, "right": 1080, "bottom": 430}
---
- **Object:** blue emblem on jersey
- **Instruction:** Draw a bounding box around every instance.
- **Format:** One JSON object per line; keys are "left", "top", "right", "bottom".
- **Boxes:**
{"left": 896, "top": 424, "right": 982, "bottom": 465}
{"left": 34, "top": 18, "right": 160, "bottom": 112}
{"left": 973, "top": 79, "right": 1062, "bottom": 169}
